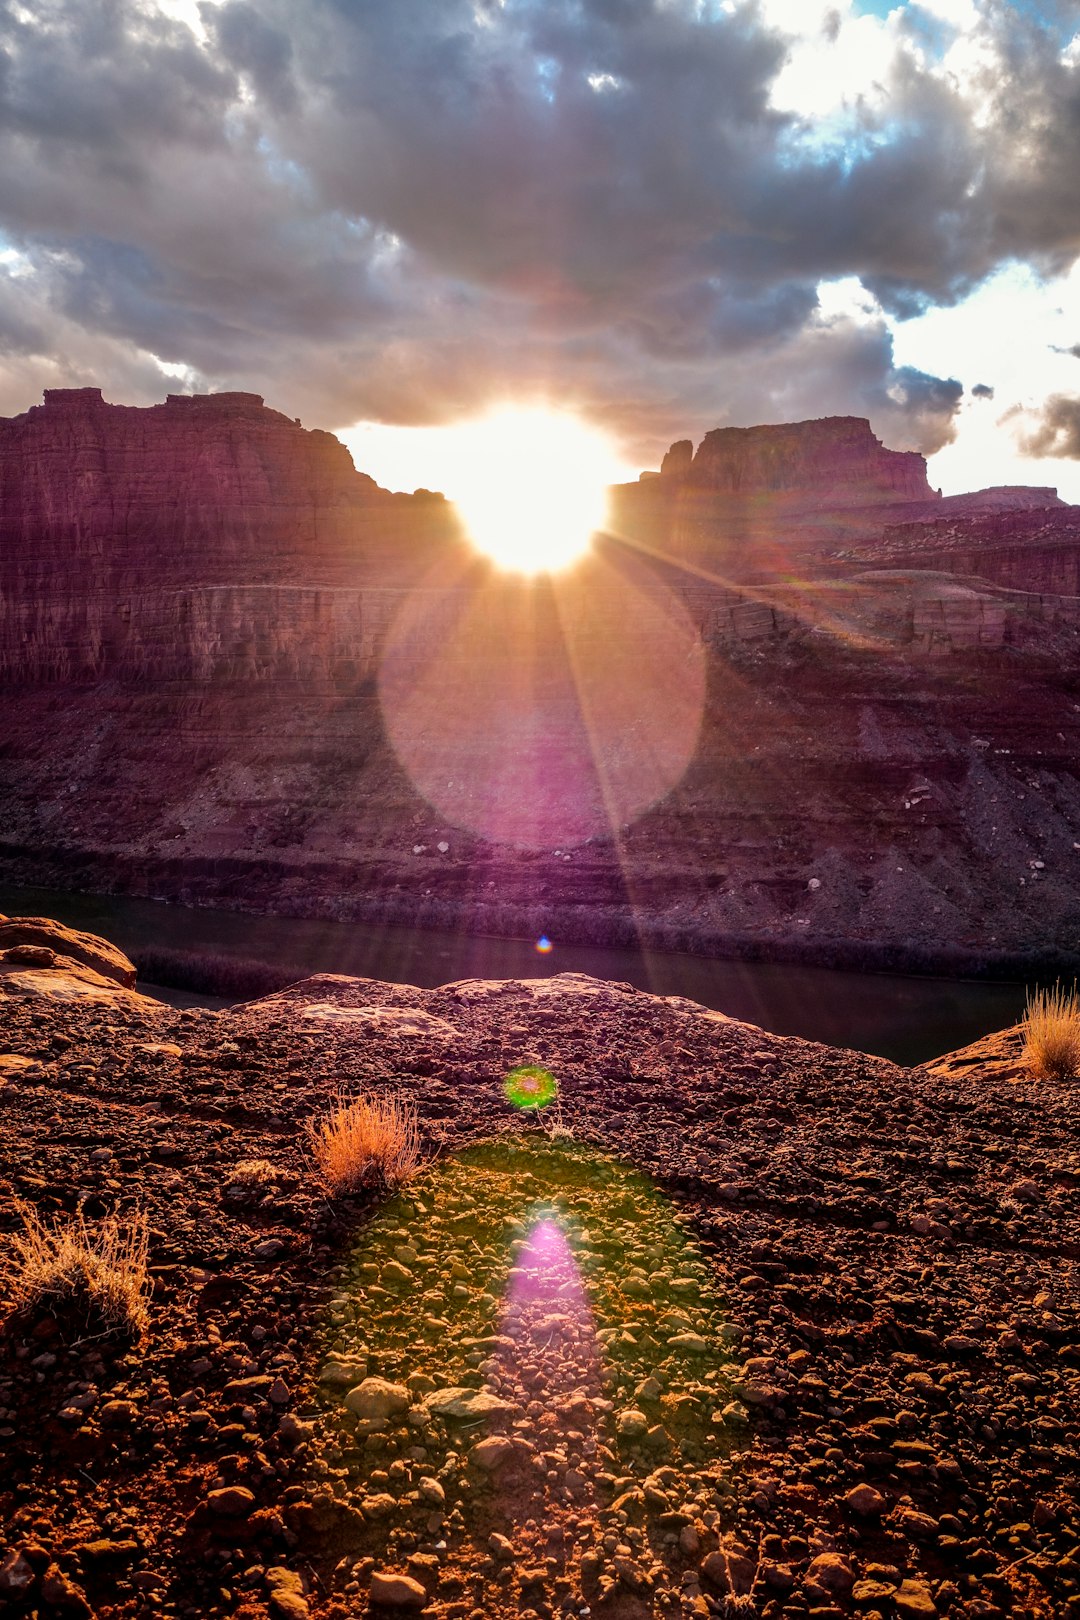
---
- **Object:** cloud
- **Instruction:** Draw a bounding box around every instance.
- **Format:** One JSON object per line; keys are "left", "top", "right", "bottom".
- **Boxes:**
{"left": 1018, "top": 394, "right": 1080, "bottom": 460}
{"left": 971, "top": 381, "right": 995, "bottom": 397}
{"left": 0, "top": 0, "right": 1076, "bottom": 468}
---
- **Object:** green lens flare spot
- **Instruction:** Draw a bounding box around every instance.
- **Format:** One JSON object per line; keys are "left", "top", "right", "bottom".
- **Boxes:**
{"left": 504, "top": 1064, "right": 558, "bottom": 1111}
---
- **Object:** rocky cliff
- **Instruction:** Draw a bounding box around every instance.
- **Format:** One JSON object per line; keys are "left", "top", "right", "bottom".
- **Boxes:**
{"left": 839, "top": 506, "right": 1080, "bottom": 596}
{"left": 3, "top": 389, "right": 1080, "bottom": 970}
{"left": 677, "top": 415, "right": 936, "bottom": 502}
{"left": 0, "top": 388, "right": 389, "bottom": 575}
{"left": 0, "top": 387, "right": 462, "bottom": 682}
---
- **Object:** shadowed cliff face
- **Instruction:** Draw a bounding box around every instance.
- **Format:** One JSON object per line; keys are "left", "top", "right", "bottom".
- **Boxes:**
{"left": 841, "top": 508, "right": 1080, "bottom": 598}
{"left": 685, "top": 417, "right": 935, "bottom": 501}
{"left": 0, "top": 389, "right": 385, "bottom": 566}
{"left": 2, "top": 389, "right": 1080, "bottom": 968}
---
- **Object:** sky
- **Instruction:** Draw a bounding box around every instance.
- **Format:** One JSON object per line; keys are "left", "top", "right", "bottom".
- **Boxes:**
{"left": 1, "top": 0, "right": 1080, "bottom": 498}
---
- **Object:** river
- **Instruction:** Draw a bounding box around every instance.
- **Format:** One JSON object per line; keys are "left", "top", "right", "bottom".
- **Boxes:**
{"left": 0, "top": 881, "right": 1029, "bottom": 1065}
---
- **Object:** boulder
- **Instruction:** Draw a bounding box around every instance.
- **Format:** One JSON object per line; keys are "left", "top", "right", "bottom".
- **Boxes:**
{"left": 0, "top": 916, "right": 137, "bottom": 987}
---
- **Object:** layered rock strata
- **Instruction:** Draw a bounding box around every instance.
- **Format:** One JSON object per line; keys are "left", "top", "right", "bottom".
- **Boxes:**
{"left": 677, "top": 415, "right": 936, "bottom": 502}
{"left": 3, "top": 389, "right": 1080, "bottom": 968}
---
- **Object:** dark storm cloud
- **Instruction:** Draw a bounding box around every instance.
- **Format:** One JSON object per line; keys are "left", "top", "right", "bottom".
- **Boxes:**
{"left": 1020, "top": 394, "right": 1080, "bottom": 459}
{"left": 0, "top": 0, "right": 1076, "bottom": 460}
{"left": 972, "top": 382, "right": 995, "bottom": 398}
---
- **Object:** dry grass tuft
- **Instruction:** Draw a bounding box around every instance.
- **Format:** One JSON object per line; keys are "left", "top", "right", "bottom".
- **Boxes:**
{"left": 307, "top": 1092, "right": 423, "bottom": 1195}
{"left": 4, "top": 1202, "right": 150, "bottom": 1338}
{"left": 228, "top": 1158, "right": 279, "bottom": 1188}
{"left": 1022, "top": 982, "right": 1080, "bottom": 1080}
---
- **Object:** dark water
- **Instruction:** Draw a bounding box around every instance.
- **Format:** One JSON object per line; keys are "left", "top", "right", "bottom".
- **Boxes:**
{"left": 0, "top": 880, "right": 1027, "bottom": 1066}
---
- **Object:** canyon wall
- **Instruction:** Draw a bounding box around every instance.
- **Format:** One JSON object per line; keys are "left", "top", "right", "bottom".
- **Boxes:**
{"left": 841, "top": 508, "right": 1080, "bottom": 597}
{"left": 679, "top": 416, "right": 937, "bottom": 502}
{"left": 0, "top": 388, "right": 387, "bottom": 575}
{"left": 3, "top": 388, "right": 1080, "bottom": 969}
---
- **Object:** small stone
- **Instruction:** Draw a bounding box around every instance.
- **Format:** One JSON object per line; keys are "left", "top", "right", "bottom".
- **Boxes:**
{"left": 668, "top": 1332, "right": 709, "bottom": 1354}
{"left": 345, "top": 1378, "right": 411, "bottom": 1421}
{"left": 761, "top": 1561, "right": 795, "bottom": 1593}
{"left": 898, "top": 1509, "right": 939, "bottom": 1538}
{"left": 40, "top": 1566, "right": 92, "bottom": 1617}
{"left": 844, "top": 1483, "right": 886, "bottom": 1517}
{"left": 369, "top": 1570, "right": 428, "bottom": 1608}
{"left": 75, "top": 1539, "right": 139, "bottom": 1564}
{"left": 208, "top": 1486, "right": 256, "bottom": 1517}
{"left": 0, "top": 1551, "right": 37, "bottom": 1598}
{"left": 423, "top": 1386, "right": 514, "bottom": 1421}
{"left": 488, "top": 1533, "right": 515, "bottom": 1560}
{"left": 699, "top": 1551, "right": 729, "bottom": 1587}
{"left": 360, "top": 1494, "right": 398, "bottom": 1519}
{"left": 616, "top": 1408, "right": 649, "bottom": 1440}
{"left": 278, "top": 1412, "right": 315, "bottom": 1443}
{"left": 417, "top": 1477, "right": 445, "bottom": 1505}
{"left": 318, "top": 1358, "right": 368, "bottom": 1387}
{"left": 853, "top": 1579, "right": 899, "bottom": 1603}
{"left": 805, "top": 1552, "right": 855, "bottom": 1596}
{"left": 253, "top": 1238, "right": 285, "bottom": 1260}
{"left": 99, "top": 1399, "right": 137, "bottom": 1428}
{"left": 266, "top": 1567, "right": 311, "bottom": 1620}
{"left": 894, "top": 1579, "right": 938, "bottom": 1617}
{"left": 470, "top": 1435, "right": 515, "bottom": 1471}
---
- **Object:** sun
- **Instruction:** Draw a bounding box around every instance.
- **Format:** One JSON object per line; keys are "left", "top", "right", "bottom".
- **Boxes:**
{"left": 443, "top": 406, "right": 627, "bottom": 574}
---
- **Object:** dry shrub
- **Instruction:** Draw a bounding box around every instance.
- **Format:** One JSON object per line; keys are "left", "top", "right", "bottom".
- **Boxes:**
{"left": 4, "top": 1202, "right": 150, "bottom": 1339}
{"left": 1022, "top": 982, "right": 1080, "bottom": 1080}
{"left": 308, "top": 1092, "right": 423, "bottom": 1195}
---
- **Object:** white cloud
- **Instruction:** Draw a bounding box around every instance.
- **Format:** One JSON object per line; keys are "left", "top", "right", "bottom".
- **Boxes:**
{"left": 892, "top": 259, "right": 1080, "bottom": 499}
{"left": 816, "top": 276, "right": 884, "bottom": 325}
{"left": 767, "top": 4, "right": 900, "bottom": 122}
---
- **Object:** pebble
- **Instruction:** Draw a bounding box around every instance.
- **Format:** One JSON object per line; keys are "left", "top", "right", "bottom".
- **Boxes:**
{"left": 265, "top": 1567, "right": 311, "bottom": 1620}
{"left": 844, "top": 1483, "right": 886, "bottom": 1516}
{"left": 369, "top": 1571, "right": 429, "bottom": 1608}
{"left": 345, "top": 1377, "right": 411, "bottom": 1420}
{"left": 207, "top": 1486, "right": 256, "bottom": 1517}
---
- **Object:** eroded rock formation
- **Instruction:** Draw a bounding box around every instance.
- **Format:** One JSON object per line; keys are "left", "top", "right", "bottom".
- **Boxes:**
{"left": 2, "top": 388, "right": 1080, "bottom": 968}
{"left": 674, "top": 415, "right": 936, "bottom": 502}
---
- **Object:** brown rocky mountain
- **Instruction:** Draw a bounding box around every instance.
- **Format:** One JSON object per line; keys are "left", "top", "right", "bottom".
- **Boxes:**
{"left": 1, "top": 388, "right": 1079, "bottom": 973}
{"left": 660, "top": 416, "right": 935, "bottom": 501}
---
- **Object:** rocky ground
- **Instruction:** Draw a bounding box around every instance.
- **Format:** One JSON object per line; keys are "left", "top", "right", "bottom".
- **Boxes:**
{"left": 1, "top": 919, "right": 1078, "bottom": 1620}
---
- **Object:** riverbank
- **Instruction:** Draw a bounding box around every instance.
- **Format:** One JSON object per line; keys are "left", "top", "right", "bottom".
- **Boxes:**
{"left": 0, "top": 878, "right": 1030, "bottom": 1065}
{"left": 2, "top": 841, "right": 1078, "bottom": 986}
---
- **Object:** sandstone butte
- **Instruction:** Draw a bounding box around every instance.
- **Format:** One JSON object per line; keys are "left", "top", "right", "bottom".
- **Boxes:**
{"left": 1, "top": 386, "right": 1080, "bottom": 973}
{"left": 0, "top": 916, "right": 1076, "bottom": 1619}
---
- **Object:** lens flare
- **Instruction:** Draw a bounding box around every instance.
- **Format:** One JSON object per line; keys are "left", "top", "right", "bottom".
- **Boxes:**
{"left": 377, "top": 551, "right": 706, "bottom": 849}
{"left": 504, "top": 1064, "right": 558, "bottom": 1110}
{"left": 535, "top": 935, "right": 554, "bottom": 955}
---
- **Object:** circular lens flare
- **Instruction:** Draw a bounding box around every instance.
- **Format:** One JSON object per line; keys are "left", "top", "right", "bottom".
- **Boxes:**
{"left": 505, "top": 1064, "right": 558, "bottom": 1110}
{"left": 378, "top": 551, "right": 706, "bottom": 849}
{"left": 535, "top": 935, "right": 554, "bottom": 955}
